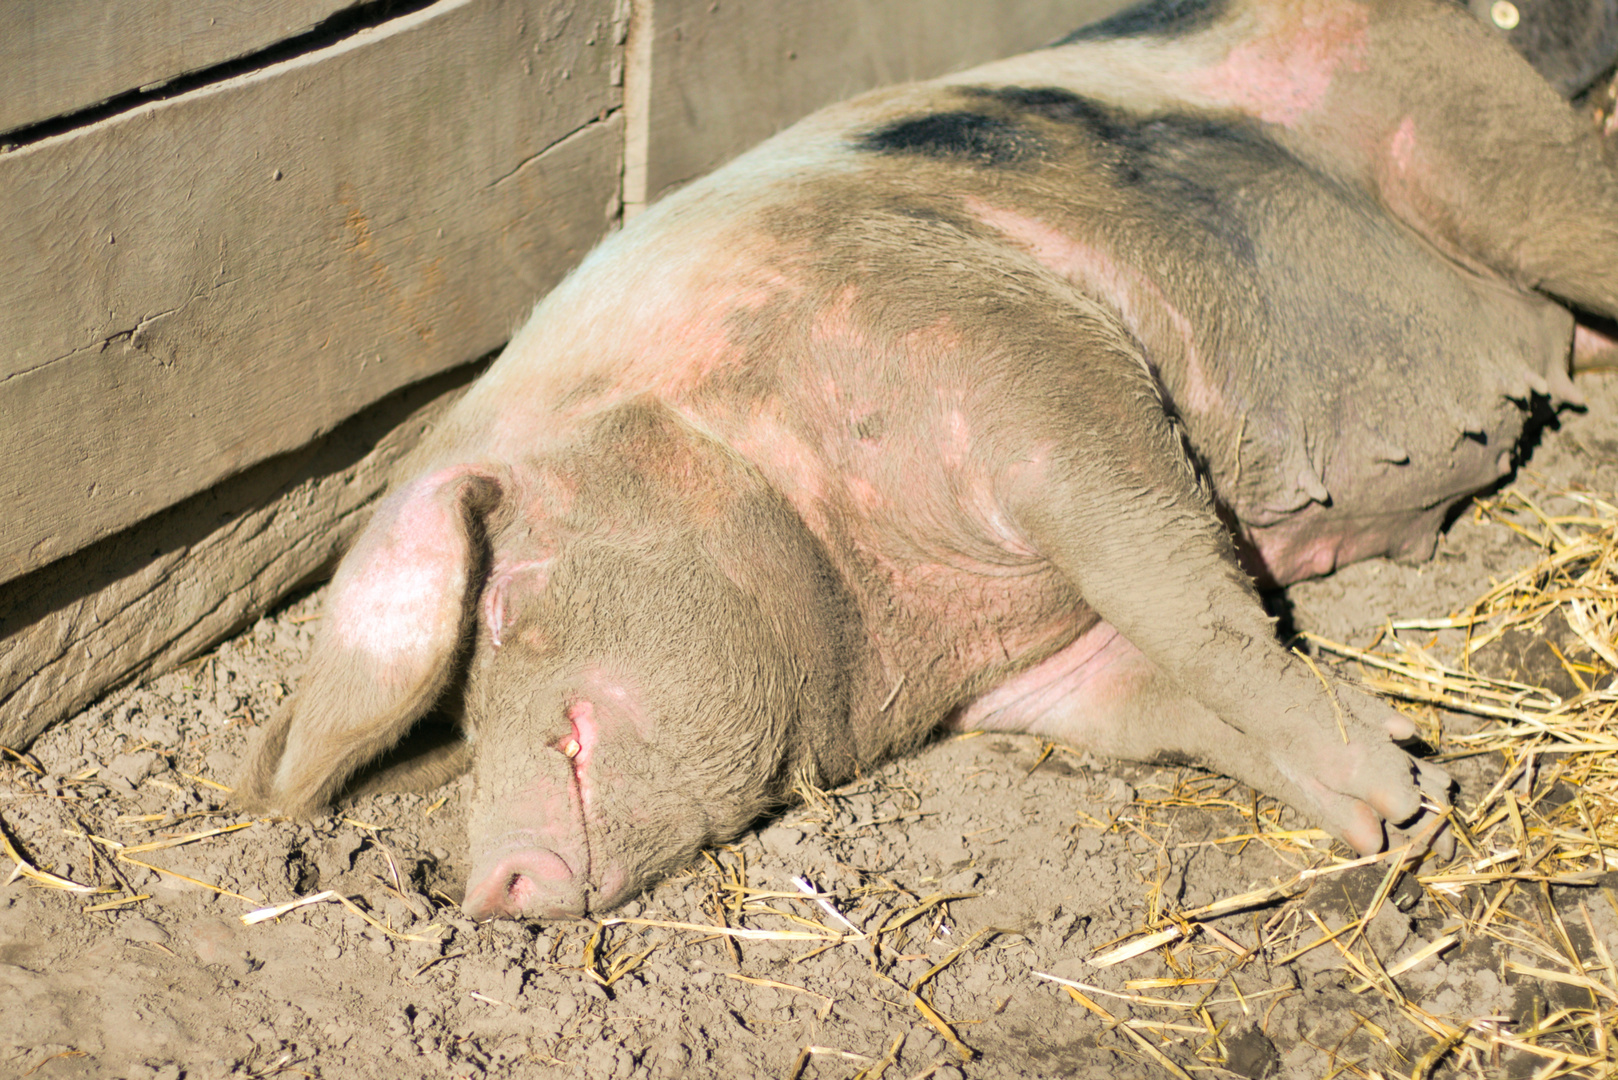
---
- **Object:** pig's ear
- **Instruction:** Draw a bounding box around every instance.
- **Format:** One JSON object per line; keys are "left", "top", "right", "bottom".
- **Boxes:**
{"left": 234, "top": 466, "right": 501, "bottom": 815}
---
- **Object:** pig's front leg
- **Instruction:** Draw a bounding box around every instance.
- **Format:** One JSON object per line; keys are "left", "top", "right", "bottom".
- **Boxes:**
{"left": 960, "top": 623, "right": 1452, "bottom": 854}
{"left": 998, "top": 328, "right": 1451, "bottom": 855}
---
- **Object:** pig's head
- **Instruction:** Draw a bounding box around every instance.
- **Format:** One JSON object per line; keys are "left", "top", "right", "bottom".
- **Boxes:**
{"left": 236, "top": 400, "right": 856, "bottom": 919}
{"left": 463, "top": 531, "right": 800, "bottom": 918}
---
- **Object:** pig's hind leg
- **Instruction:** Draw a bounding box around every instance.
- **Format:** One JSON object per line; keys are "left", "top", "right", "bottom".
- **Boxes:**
{"left": 995, "top": 311, "right": 1451, "bottom": 855}
{"left": 1315, "top": 0, "right": 1618, "bottom": 323}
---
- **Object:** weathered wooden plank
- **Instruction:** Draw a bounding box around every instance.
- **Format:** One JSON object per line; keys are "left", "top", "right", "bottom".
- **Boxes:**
{"left": 0, "top": 0, "right": 624, "bottom": 584}
{"left": 2, "top": 0, "right": 365, "bottom": 137}
{"left": 0, "top": 364, "right": 478, "bottom": 750}
{"left": 627, "top": 0, "right": 1134, "bottom": 209}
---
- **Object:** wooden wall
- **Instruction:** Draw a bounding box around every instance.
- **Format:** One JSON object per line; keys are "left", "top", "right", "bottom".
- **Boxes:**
{"left": 0, "top": 0, "right": 1131, "bottom": 746}
{"left": 4, "top": 0, "right": 363, "bottom": 135}
{"left": 626, "top": 0, "right": 1125, "bottom": 210}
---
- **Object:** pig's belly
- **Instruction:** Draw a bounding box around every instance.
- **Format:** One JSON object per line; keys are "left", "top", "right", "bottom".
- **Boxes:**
{"left": 949, "top": 620, "right": 1134, "bottom": 735}
{"left": 1239, "top": 499, "right": 1464, "bottom": 585}
{"left": 1206, "top": 249, "right": 1577, "bottom": 587}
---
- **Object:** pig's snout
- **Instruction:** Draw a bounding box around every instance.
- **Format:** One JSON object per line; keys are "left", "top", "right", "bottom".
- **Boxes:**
{"left": 463, "top": 844, "right": 585, "bottom": 920}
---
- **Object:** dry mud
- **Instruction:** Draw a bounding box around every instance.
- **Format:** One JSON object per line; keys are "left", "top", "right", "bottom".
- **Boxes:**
{"left": 2, "top": 373, "right": 1616, "bottom": 1080}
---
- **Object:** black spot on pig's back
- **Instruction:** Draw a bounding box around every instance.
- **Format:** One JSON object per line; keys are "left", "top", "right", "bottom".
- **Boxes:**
{"left": 959, "top": 85, "right": 1273, "bottom": 261}
{"left": 1053, "top": 0, "right": 1227, "bottom": 44}
{"left": 851, "top": 85, "right": 1289, "bottom": 262}
{"left": 964, "top": 83, "right": 1266, "bottom": 161}
{"left": 855, "top": 111, "right": 1040, "bottom": 166}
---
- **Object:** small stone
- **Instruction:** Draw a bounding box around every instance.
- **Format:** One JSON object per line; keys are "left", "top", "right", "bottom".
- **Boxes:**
{"left": 758, "top": 826, "right": 804, "bottom": 857}
{"left": 109, "top": 752, "right": 159, "bottom": 784}
{"left": 1102, "top": 778, "right": 1136, "bottom": 803}
{"left": 1226, "top": 1024, "right": 1280, "bottom": 1079}
{"left": 121, "top": 916, "right": 170, "bottom": 945}
{"left": 186, "top": 916, "right": 242, "bottom": 965}
{"left": 204, "top": 750, "right": 236, "bottom": 780}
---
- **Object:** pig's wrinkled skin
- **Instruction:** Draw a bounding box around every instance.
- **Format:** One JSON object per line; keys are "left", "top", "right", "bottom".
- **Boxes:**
{"left": 238, "top": 0, "right": 1618, "bottom": 920}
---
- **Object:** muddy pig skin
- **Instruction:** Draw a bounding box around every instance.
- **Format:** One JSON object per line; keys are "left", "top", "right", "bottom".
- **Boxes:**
{"left": 1461, "top": 0, "right": 1618, "bottom": 99}
{"left": 237, "top": 0, "right": 1617, "bottom": 920}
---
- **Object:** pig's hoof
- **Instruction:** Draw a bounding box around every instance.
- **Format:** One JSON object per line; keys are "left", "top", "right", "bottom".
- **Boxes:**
{"left": 1385, "top": 757, "right": 1457, "bottom": 862}
{"left": 1308, "top": 750, "right": 1455, "bottom": 860}
{"left": 1299, "top": 687, "right": 1457, "bottom": 859}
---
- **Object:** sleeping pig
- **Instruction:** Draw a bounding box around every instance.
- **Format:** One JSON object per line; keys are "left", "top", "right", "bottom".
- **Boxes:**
{"left": 237, "top": 0, "right": 1616, "bottom": 920}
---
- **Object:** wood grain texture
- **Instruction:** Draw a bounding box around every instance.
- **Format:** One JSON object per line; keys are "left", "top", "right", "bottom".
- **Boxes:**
{"left": 1, "top": 0, "right": 362, "bottom": 136}
{"left": 0, "top": 0, "right": 624, "bottom": 584}
{"left": 637, "top": 0, "right": 1134, "bottom": 203}
{"left": 0, "top": 365, "right": 478, "bottom": 750}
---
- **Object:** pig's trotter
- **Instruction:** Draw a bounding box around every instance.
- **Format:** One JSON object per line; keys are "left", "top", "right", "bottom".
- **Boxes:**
{"left": 970, "top": 622, "right": 1453, "bottom": 856}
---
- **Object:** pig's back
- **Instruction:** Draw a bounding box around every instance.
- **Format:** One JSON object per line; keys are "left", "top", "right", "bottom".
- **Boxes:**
{"left": 438, "top": 41, "right": 1570, "bottom": 741}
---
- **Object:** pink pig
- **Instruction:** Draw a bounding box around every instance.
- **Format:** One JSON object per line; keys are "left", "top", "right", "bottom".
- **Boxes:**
{"left": 238, "top": 0, "right": 1617, "bottom": 919}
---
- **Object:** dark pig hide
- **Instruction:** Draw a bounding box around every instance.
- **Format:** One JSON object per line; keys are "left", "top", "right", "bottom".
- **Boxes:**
{"left": 1460, "top": 0, "right": 1618, "bottom": 100}
{"left": 238, "top": 0, "right": 1616, "bottom": 920}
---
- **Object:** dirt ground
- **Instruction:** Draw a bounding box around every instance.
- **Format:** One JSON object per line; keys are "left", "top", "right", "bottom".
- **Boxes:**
{"left": 2, "top": 373, "right": 1616, "bottom": 1080}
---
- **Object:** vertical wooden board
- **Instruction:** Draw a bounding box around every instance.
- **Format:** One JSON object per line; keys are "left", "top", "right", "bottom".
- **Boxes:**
{"left": 2, "top": 0, "right": 366, "bottom": 136}
{"left": 0, "top": 0, "right": 624, "bottom": 584}
{"left": 636, "top": 0, "right": 1134, "bottom": 202}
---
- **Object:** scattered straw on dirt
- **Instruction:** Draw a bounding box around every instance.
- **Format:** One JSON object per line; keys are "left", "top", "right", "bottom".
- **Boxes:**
{"left": 1071, "top": 485, "right": 1618, "bottom": 1078}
